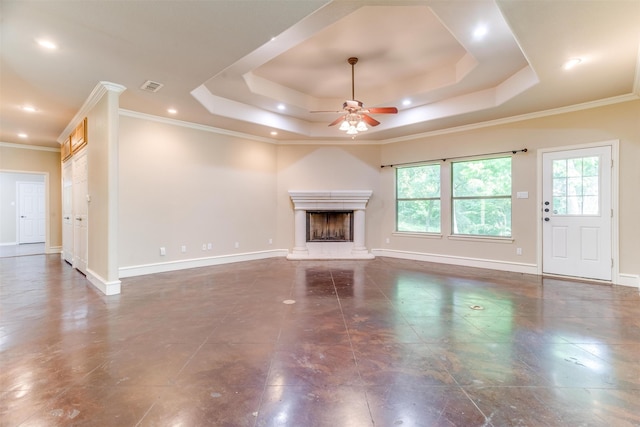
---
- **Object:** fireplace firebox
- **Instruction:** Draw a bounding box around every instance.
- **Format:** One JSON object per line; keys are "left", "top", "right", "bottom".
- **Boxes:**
{"left": 306, "top": 211, "right": 353, "bottom": 242}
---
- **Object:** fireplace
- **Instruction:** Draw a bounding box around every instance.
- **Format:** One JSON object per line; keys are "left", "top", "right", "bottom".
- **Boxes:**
{"left": 307, "top": 211, "right": 353, "bottom": 242}
{"left": 287, "top": 190, "right": 374, "bottom": 260}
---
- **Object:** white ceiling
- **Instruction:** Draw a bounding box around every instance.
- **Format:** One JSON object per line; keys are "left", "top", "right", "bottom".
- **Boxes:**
{"left": 1, "top": 0, "right": 639, "bottom": 149}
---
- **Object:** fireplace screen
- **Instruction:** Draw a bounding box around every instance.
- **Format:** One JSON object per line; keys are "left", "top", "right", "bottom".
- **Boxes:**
{"left": 306, "top": 211, "right": 353, "bottom": 242}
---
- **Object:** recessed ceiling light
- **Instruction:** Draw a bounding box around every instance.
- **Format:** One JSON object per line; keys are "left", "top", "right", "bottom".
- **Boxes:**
{"left": 167, "top": 108, "right": 177, "bottom": 114}
{"left": 22, "top": 105, "right": 37, "bottom": 112}
{"left": 37, "top": 39, "right": 57, "bottom": 50}
{"left": 18, "top": 133, "right": 28, "bottom": 138}
{"left": 473, "top": 25, "right": 488, "bottom": 40}
{"left": 563, "top": 57, "right": 582, "bottom": 70}
{"left": 277, "top": 104, "right": 286, "bottom": 111}
{"left": 270, "top": 131, "right": 278, "bottom": 136}
{"left": 402, "top": 99, "right": 412, "bottom": 107}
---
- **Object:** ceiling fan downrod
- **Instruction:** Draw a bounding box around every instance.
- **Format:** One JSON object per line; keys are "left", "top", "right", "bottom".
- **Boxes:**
{"left": 348, "top": 57, "right": 358, "bottom": 100}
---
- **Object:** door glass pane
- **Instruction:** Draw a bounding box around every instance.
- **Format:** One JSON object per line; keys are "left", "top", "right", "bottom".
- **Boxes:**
{"left": 551, "top": 156, "right": 599, "bottom": 216}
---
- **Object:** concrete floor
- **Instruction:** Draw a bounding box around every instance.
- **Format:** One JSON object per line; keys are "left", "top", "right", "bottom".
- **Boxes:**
{"left": 1, "top": 254, "right": 639, "bottom": 426}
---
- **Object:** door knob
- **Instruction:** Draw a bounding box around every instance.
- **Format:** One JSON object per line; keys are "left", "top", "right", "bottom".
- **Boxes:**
{"left": 544, "top": 217, "right": 550, "bottom": 222}
{"left": 544, "top": 201, "right": 550, "bottom": 205}
{"left": 20, "top": 215, "right": 26, "bottom": 218}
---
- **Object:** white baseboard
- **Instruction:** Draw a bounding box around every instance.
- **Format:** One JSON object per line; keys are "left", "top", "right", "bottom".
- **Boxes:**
{"left": 371, "top": 248, "right": 539, "bottom": 275}
{"left": 118, "top": 249, "right": 289, "bottom": 278}
{"left": 617, "top": 273, "right": 639, "bottom": 288}
{"left": 0, "top": 242, "right": 18, "bottom": 246}
{"left": 46, "top": 245, "right": 62, "bottom": 254}
{"left": 87, "top": 268, "right": 121, "bottom": 295}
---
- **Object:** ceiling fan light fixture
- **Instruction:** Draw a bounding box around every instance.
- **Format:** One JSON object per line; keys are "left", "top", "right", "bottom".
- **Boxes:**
{"left": 312, "top": 57, "right": 398, "bottom": 136}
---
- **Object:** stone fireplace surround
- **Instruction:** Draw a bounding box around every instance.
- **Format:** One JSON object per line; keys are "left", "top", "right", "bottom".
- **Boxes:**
{"left": 287, "top": 190, "right": 374, "bottom": 260}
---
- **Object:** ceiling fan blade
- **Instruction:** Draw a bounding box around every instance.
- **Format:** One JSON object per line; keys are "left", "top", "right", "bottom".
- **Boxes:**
{"left": 365, "top": 107, "right": 398, "bottom": 114}
{"left": 360, "top": 114, "right": 380, "bottom": 126}
{"left": 310, "top": 110, "right": 342, "bottom": 113}
{"left": 328, "top": 116, "right": 345, "bottom": 127}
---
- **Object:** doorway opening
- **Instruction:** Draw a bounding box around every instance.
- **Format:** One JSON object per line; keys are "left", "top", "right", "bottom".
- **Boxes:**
{"left": 0, "top": 171, "right": 47, "bottom": 258}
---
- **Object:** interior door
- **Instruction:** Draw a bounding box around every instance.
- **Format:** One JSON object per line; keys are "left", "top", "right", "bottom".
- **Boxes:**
{"left": 62, "top": 161, "right": 74, "bottom": 263}
{"left": 542, "top": 146, "right": 611, "bottom": 280}
{"left": 73, "top": 150, "right": 88, "bottom": 275}
{"left": 17, "top": 182, "right": 46, "bottom": 244}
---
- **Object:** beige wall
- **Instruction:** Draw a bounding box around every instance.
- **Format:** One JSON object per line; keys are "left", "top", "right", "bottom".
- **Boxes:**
{"left": 85, "top": 93, "right": 119, "bottom": 281}
{"left": 118, "top": 115, "right": 278, "bottom": 268}
{"left": 0, "top": 145, "right": 62, "bottom": 251}
{"left": 115, "top": 99, "right": 638, "bottom": 283}
{"left": 379, "top": 99, "right": 640, "bottom": 278}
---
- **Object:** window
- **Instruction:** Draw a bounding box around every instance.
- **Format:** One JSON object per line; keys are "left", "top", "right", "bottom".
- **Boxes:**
{"left": 552, "top": 156, "right": 599, "bottom": 215}
{"left": 452, "top": 157, "right": 512, "bottom": 237}
{"left": 396, "top": 164, "right": 441, "bottom": 233}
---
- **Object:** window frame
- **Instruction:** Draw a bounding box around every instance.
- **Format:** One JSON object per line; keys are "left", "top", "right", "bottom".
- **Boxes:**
{"left": 395, "top": 163, "right": 442, "bottom": 234}
{"left": 450, "top": 156, "right": 513, "bottom": 238}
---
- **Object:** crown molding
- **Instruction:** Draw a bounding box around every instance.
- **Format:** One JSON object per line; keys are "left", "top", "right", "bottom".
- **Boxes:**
{"left": 57, "top": 81, "right": 126, "bottom": 144}
{"left": 120, "top": 92, "right": 639, "bottom": 147}
{"left": 119, "top": 109, "right": 278, "bottom": 144}
{"left": 381, "top": 93, "right": 640, "bottom": 145}
{"left": 0, "top": 142, "right": 60, "bottom": 152}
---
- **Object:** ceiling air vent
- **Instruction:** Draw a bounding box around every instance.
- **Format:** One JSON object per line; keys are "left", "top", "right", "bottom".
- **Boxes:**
{"left": 140, "top": 80, "right": 164, "bottom": 93}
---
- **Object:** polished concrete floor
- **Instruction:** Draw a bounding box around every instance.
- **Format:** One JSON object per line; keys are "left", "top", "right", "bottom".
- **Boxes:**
{"left": 0, "top": 243, "right": 45, "bottom": 258}
{"left": 1, "top": 254, "right": 639, "bottom": 426}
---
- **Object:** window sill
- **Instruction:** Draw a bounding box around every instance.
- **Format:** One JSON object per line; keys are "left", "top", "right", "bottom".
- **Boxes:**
{"left": 448, "top": 235, "right": 514, "bottom": 244}
{"left": 392, "top": 232, "right": 443, "bottom": 240}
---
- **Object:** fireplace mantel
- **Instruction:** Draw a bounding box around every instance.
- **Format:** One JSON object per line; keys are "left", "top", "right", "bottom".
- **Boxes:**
{"left": 288, "top": 190, "right": 372, "bottom": 211}
{"left": 287, "top": 190, "right": 374, "bottom": 260}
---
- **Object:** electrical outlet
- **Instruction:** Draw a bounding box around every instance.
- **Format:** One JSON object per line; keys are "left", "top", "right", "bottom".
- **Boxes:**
{"left": 160, "top": 247, "right": 166, "bottom": 256}
{"left": 181, "top": 245, "right": 186, "bottom": 253}
{"left": 234, "top": 242, "right": 239, "bottom": 249}
{"left": 386, "top": 238, "right": 390, "bottom": 244}
{"left": 516, "top": 247, "right": 522, "bottom": 255}
{"left": 202, "top": 244, "right": 206, "bottom": 251}
{"left": 207, "top": 243, "right": 212, "bottom": 250}
{"left": 268, "top": 238, "right": 273, "bottom": 245}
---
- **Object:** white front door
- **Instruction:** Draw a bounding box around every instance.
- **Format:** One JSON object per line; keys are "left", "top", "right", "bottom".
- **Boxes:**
{"left": 17, "top": 182, "right": 46, "bottom": 244}
{"left": 73, "top": 150, "right": 88, "bottom": 275}
{"left": 542, "top": 146, "right": 612, "bottom": 281}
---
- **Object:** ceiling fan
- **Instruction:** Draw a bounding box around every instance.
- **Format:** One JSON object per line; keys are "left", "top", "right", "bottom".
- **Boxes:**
{"left": 312, "top": 57, "right": 398, "bottom": 135}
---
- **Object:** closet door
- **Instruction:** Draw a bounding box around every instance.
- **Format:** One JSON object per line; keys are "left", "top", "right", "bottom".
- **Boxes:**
{"left": 62, "top": 160, "right": 74, "bottom": 263}
{"left": 72, "top": 149, "right": 88, "bottom": 275}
